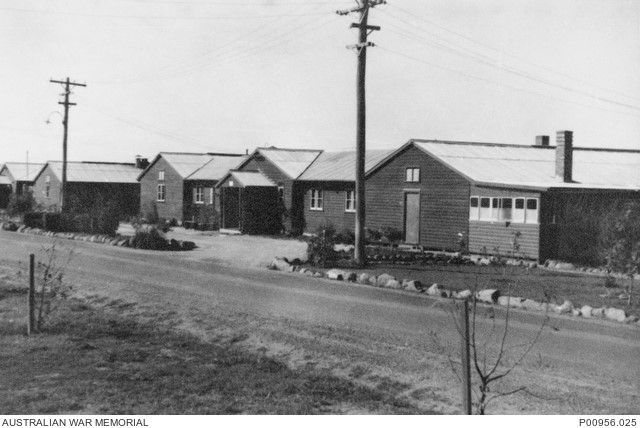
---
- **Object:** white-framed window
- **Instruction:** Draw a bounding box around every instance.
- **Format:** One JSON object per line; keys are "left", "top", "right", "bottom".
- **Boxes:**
{"left": 345, "top": 190, "right": 355, "bottom": 212}
{"left": 209, "top": 188, "right": 214, "bottom": 205}
{"left": 405, "top": 167, "right": 420, "bottom": 183}
{"left": 526, "top": 198, "right": 539, "bottom": 224}
{"left": 513, "top": 198, "right": 525, "bottom": 223}
{"left": 278, "top": 186, "right": 284, "bottom": 201}
{"left": 44, "top": 175, "right": 50, "bottom": 198}
{"left": 194, "top": 186, "right": 204, "bottom": 204}
{"left": 469, "top": 196, "right": 479, "bottom": 220}
{"left": 158, "top": 170, "right": 165, "bottom": 181}
{"left": 500, "top": 197, "right": 513, "bottom": 221}
{"left": 310, "top": 189, "right": 323, "bottom": 211}
{"left": 491, "top": 197, "right": 499, "bottom": 221}
{"left": 157, "top": 183, "right": 166, "bottom": 202}
{"left": 479, "top": 197, "right": 491, "bottom": 220}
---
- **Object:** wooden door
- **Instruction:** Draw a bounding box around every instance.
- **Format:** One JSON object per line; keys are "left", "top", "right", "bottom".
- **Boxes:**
{"left": 404, "top": 192, "right": 420, "bottom": 244}
{"left": 222, "top": 187, "right": 240, "bottom": 229}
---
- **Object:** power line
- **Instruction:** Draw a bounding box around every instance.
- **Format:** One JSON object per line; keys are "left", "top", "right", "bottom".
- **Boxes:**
{"left": 376, "top": 45, "right": 640, "bottom": 119}
{"left": 95, "top": 12, "right": 339, "bottom": 85}
{"left": 0, "top": 6, "right": 330, "bottom": 20}
{"left": 379, "top": 9, "right": 640, "bottom": 113}
{"left": 385, "top": 4, "right": 640, "bottom": 105}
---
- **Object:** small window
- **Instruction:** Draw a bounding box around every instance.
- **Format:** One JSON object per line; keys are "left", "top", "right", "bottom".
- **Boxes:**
{"left": 405, "top": 168, "right": 420, "bottom": 183}
{"left": 310, "top": 189, "right": 323, "bottom": 211}
{"left": 209, "top": 188, "right": 214, "bottom": 205}
{"left": 479, "top": 197, "right": 491, "bottom": 220}
{"left": 469, "top": 196, "right": 479, "bottom": 220}
{"left": 45, "top": 184, "right": 50, "bottom": 198}
{"left": 513, "top": 198, "right": 525, "bottom": 223}
{"left": 491, "top": 198, "right": 500, "bottom": 221}
{"left": 158, "top": 170, "right": 165, "bottom": 181}
{"left": 278, "top": 186, "right": 284, "bottom": 201}
{"left": 45, "top": 175, "right": 50, "bottom": 183}
{"left": 500, "top": 198, "right": 513, "bottom": 221}
{"left": 345, "top": 190, "right": 356, "bottom": 212}
{"left": 157, "top": 183, "right": 166, "bottom": 202}
{"left": 194, "top": 186, "right": 204, "bottom": 204}
{"left": 526, "top": 198, "right": 539, "bottom": 224}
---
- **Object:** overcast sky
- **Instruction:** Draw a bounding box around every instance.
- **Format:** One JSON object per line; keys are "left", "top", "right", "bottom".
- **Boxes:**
{"left": 2, "top": 0, "right": 639, "bottom": 163}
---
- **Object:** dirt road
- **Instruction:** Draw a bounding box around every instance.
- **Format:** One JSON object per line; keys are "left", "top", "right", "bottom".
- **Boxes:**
{"left": 1, "top": 230, "right": 638, "bottom": 414}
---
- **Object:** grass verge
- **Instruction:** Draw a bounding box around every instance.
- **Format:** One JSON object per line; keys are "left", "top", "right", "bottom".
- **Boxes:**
{"left": 0, "top": 267, "right": 426, "bottom": 414}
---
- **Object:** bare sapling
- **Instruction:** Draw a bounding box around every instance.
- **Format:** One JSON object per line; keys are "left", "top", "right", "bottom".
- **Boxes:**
{"left": 33, "top": 241, "right": 74, "bottom": 331}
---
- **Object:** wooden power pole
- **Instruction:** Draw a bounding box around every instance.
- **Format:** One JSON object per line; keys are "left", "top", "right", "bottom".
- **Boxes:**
{"left": 49, "top": 77, "right": 86, "bottom": 212}
{"left": 337, "top": 0, "right": 384, "bottom": 267}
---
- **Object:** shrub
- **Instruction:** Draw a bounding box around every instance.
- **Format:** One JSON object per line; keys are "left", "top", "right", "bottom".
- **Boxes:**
{"left": 8, "top": 191, "right": 37, "bottom": 216}
{"left": 130, "top": 227, "right": 168, "bottom": 250}
{"left": 380, "top": 227, "right": 403, "bottom": 243}
{"left": 366, "top": 228, "right": 382, "bottom": 242}
{"left": 334, "top": 229, "right": 355, "bottom": 245}
{"left": 307, "top": 222, "right": 339, "bottom": 267}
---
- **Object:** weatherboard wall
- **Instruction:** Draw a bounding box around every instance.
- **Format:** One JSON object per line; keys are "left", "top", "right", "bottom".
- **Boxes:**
{"left": 297, "top": 181, "right": 355, "bottom": 233}
{"left": 467, "top": 186, "right": 541, "bottom": 259}
{"left": 32, "top": 164, "right": 62, "bottom": 210}
{"left": 140, "top": 156, "right": 185, "bottom": 223}
{"left": 366, "top": 144, "right": 470, "bottom": 251}
{"left": 238, "top": 156, "right": 294, "bottom": 232}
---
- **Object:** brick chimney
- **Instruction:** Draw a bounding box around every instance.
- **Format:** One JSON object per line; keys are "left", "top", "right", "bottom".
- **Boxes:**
{"left": 535, "top": 135, "right": 549, "bottom": 146}
{"left": 555, "top": 130, "right": 573, "bottom": 182}
{"left": 135, "top": 155, "right": 149, "bottom": 169}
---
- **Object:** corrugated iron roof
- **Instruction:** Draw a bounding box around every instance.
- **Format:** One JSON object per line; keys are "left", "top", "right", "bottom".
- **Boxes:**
{"left": 257, "top": 148, "right": 322, "bottom": 179}
{"left": 46, "top": 161, "right": 140, "bottom": 184}
{"left": 226, "top": 170, "right": 276, "bottom": 187}
{"left": 0, "top": 176, "right": 11, "bottom": 185}
{"left": 298, "top": 149, "right": 393, "bottom": 181}
{"left": 160, "top": 153, "right": 214, "bottom": 178}
{"left": 186, "top": 155, "right": 247, "bottom": 181}
{"left": 1, "top": 162, "right": 45, "bottom": 182}
{"left": 412, "top": 140, "right": 640, "bottom": 190}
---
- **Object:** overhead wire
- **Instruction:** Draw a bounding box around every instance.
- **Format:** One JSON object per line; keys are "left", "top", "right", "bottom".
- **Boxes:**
{"left": 385, "top": 4, "right": 640, "bottom": 105}
{"left": 375, "top": 45, "right": 640, "bottom": 119}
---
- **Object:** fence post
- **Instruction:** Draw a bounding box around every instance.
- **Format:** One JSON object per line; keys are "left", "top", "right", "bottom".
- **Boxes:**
{"left": 460, "top": 299, "right": 472, "bottom": 414}
{"left": 28, "top": 253, "right": 35, "bottom": 335}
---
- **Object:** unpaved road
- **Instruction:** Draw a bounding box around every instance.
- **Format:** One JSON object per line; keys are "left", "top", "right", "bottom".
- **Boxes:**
{"left": 1, "top": 230, "right": 638, "bottom": 414}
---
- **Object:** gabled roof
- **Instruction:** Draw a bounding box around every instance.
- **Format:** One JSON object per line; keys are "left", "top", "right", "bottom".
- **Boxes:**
{"left": 39, "top": 161, "right": 140, "bottom": 184}
{"left": 297, "top": 149, "right": 393, "bottom": 181}
{"left": 217, "top": 170, "right": 276, "bottom": 188}
{"left": 369, "top": 139, "right": 640, "bottom": 191}
{"left": 155, "top": 153, "right": 215, "bottom": 178}
{"left": 0, "top": 176, "right": 11, "bottom": 185}
{"left": 0, "top": 162, "right": 46, "bottom": 182}
{"left": 185, "top": 155, "right": 247, "bottom": 181}
{"left": 238, "top": 147, "right": 322, "bottom": 179}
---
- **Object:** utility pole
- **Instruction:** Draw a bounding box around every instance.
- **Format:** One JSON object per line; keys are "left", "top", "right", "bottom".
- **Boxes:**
{"left": 49, "top": 77, "right": 86, "bottom": 212}
{"left": 337, "top": 0, "right": 384, "bottom": 267}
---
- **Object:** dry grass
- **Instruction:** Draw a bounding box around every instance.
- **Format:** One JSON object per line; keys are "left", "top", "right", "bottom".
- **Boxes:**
{"left": 0, "top": 269, "right": 427, "bottom": 414}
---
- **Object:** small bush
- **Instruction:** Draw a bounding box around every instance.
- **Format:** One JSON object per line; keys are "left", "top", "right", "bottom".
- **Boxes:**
{"left": 334, "top": 229, "right": 355, "bottom": 245}
{"left": 315, "top": 222, "right": 336, "bottom": 241}
{"left": 130, "top": 227, "right": 168, "bottom": 250}
{"left": 366, "top": 228, "right": 382, "bottom": 242}
{"left": 7, "top": 191, "right": 37, "bottom": 216}
{"left": 381, "top": 227, "right": 403, "bottom": 243}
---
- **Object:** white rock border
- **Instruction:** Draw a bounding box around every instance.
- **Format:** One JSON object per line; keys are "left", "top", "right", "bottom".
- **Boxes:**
{"left": 267, "top": 257, "right": 640, "bottom": 327}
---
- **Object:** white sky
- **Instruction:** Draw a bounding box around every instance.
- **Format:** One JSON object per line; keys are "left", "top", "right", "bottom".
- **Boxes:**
{"left": 1, "top": 0, "right": 639, "bottom": 163}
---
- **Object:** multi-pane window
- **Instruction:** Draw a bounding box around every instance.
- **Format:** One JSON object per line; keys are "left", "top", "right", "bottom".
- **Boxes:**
{"left": 310, "top": 189, "right": 323, "bottom": 211}
{"left": 194, "top": 186, "right": 204, "bottom": 204}
{"left": 513, "top": 198, "right": 525, "bottom": 222}
{"left": 158, "top": 170, "right": 165, "bottom": 181}
{"left": 345, "top": 190, "right": 355, "bottom": 212}
{"left": 470, "top": 195, "right": 539, "bottom": 224}
{"left": 479, "top": 197, "right": 491, "bottom": 220}
{"left": 500, "top": 198, "right": 513, "bottom": 221}
{"left": 405, "top": 168, "right": 420, "bottom": 183}
{"left": 44, "top": 175, "right": 50, "bottom": 198}
{"left": 526, "top": 199, "right": 538, "bottom": 224}
{"left": 209, "top": 188, "right": 214, "bottom": 205}
{"left": 469, "top": 197, "right": 479, "bottom": 220}
{"left": 157, "top": 183, "right": 166, "bottom": 202}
